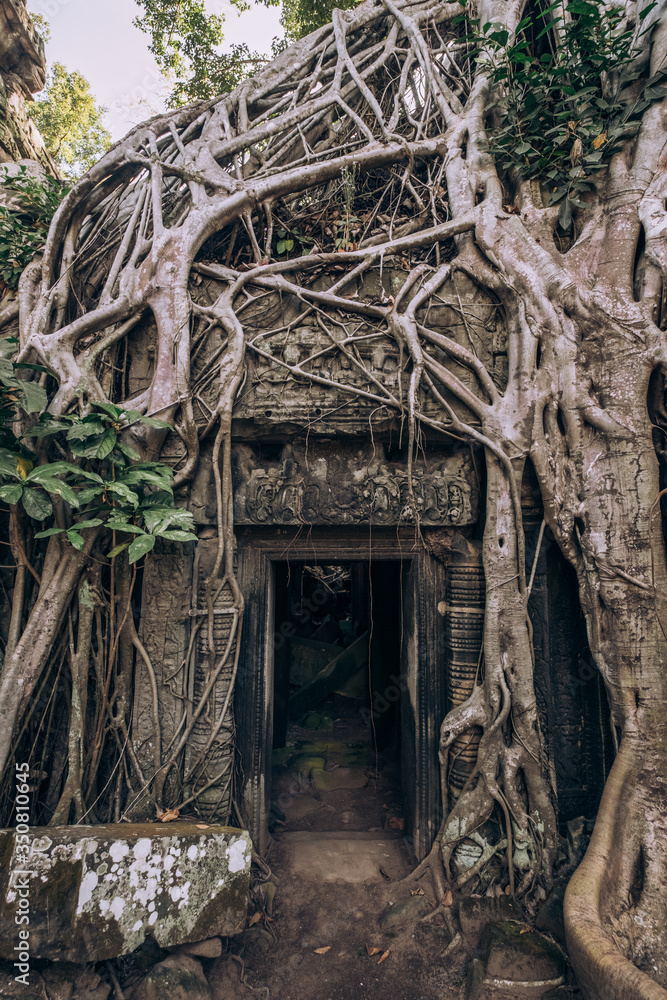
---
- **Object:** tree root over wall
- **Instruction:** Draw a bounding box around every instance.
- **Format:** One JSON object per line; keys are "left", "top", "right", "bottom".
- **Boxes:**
{"left": 1, "top": 2, "right": 667, "bottom": 997}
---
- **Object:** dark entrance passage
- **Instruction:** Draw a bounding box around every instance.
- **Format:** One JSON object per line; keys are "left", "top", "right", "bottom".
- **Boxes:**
{"left": 235, "top": 527, "right": 447, "bottom": 860}
{"left": 270, "top": 561, "right": 405, "bottom": 839}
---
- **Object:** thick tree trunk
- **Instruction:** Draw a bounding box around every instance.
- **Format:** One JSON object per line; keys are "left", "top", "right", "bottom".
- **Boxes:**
{"left": 561, "top": 359, "right": 667, "bottom": 991}
{"left": 0, "top": 539, "right": 92, "bottom": 776}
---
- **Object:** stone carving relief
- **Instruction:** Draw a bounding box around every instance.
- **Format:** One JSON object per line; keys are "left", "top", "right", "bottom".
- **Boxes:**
{"left": 231, "top": 442, "right": 478, "bottom": 527}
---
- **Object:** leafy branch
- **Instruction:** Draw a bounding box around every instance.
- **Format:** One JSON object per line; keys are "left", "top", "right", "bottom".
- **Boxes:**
{"left": 0, "top": 168, "right": 70, "bottom": 291}
{"left": 473, "top": 0, "right": 667, "bottom": 227}
{"left": 0, "top": 341, "right": 197, "bottom": 563}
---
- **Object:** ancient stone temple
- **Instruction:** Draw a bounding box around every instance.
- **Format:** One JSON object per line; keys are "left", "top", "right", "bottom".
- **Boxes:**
{"left": 0, "top": 0, "right": 54, "bottom": 170}
{"left": 130, "top": 262, "right": 613, "bottom": 861}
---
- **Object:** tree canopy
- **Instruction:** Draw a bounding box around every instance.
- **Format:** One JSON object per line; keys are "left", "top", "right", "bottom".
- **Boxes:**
{"left": 134, "top": 0, "right": 267, "bottom": 104}
{"left": 28, "top": 62, "right": 112, "bottom": 178}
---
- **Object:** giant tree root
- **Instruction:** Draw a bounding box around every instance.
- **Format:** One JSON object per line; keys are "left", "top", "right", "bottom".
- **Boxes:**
{"left": 564, "top": 742, "right": 667, "bottom": 1000}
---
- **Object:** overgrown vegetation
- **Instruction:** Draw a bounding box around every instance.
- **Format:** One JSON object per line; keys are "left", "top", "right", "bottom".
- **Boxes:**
{"left": 274, "top": 0, "right": 361, "bottom": 43}
{"left": 28, "top": 62, "right": 112, "bottom": 178}
{"left": 0, "top": 341, "right": 197, "bottom": 559}
{"left": 134, "top": 0, "right": 266, "bottom": 104}
{"left": 475, "top": 0, "right": 667, "bottom": 226}
{"left": 3, "top": 0, "right": 667, "bottom": 995}
{"left": 0, "top": 168, "right": 69, "bottom": 292}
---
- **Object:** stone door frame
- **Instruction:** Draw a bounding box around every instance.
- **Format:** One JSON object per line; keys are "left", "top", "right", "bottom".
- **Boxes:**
{"left": 234, "top": 526, "right": 447, "bottom": 860}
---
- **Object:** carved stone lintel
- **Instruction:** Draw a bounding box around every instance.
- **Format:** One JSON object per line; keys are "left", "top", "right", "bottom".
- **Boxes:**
{"left": 229, "top": 442, "right": 479, "bottom": 527}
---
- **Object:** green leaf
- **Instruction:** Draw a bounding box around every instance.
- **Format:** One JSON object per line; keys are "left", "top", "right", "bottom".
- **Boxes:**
{"left": 558, "top": 198, "right": 573, "bottom": 231}
{"left": 107, "top": 541, "right": 131, "bottom": 559}
{"left": 140, "top": 416, "right": 172, "bottom": 429}
{"left": 95, "top": 427, "right": 117, "bottom": 459}
{"left": 157, "top": 529, "right": 197, "bottom": 542}
{"left": 66, "top": 529, "right": 85, "bottom": 551}
{"left": 0, "top": 358, "right": 17, "bottom": 386}
{"left": 639, "top": 2, "right": 658, "bottom": 20}
{"left": 18, "top": 379, "right": 48, "bottom": 414}
{"left": 102, "top": 482, "right": 139, "bottom": 507}
{"left": 73, "top": 468, "right": 104, "bottom": 484}
{"left": 120, "top": 468, "right": 172, "bottom": 488}
{"left": 22, "top": 488, "right": 53, "bottom": 520}
{"left": 76, "top": 485, "right": 105, "bottom": 504}
{"left": 116, "top": 440, "right": 142, "bottom": 461}
{"left": 105, "top": 518, "right": 146, "bottom": 534}
{"left": 0, "top": 451, "right": 20, "bottom": 478}
{"left": 34, "top": 527, "right": 65, "bottom": 538}
{"left": 25, "top": 461, "right": 75, "bottom": 481}
{"left": 128, "top": 532, "right": 157, "bottom": 563}
{"left": 122, "top": 409, "right": 143, "bottom": 424}
{"left": 142, "top": 506, "right": 194, "bottom": 534}
{"left": 37, "top": 478, "right": 80, "bottom": 506}
{"left": 41, "top": 463, "right": 103, "bottom": 484}
{"left": 66, "top": 418, "right": 106, "bottom": 442}
{"left": 93, "top": 402, "right": 124, "bottom": 420}
{"left": 0, "top": 482, "right": 23, "bottom": 504}
{"left": 28, "top": 419, "right": 72, "bottom": 438}
{"left": 140, "top": 492, "right": 175, "bottom": 510}
{"left": 72, "top": 518, "right": 103, "bottom": 530}
{"left": 69, "top": 438, "right": 103, "bottom": 459}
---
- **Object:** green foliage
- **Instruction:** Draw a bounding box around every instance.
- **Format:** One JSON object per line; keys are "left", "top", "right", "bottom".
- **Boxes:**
{"left": 0, "top": 337, "right": 49, "bottom": 450}
{"left": 28, "top": 10, "right": 51, "bottom": 43}
{"left": 0, "top": 167, "right": 70, "bottom": 290}
{"left": 0, "top": 340, "right": 197, "bottom": 563}
{"left": 134, "top": 0, "right": 265, "bottom": 105}
{"left": 473, "top": 0, "right": 667, "bottom": 227}
{"left": 29, "top": 63, "right": 112, "bottom": 178}
{"left": 272, "top": 0, "right": 361, "bottom": 43}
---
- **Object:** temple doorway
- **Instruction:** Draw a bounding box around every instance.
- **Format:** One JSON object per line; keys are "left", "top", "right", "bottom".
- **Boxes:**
{"left": 234, "top": 527, "right": 448, "bottom": 860}
{"left": 270, "top": 561, "right": 405, "bottom": 842}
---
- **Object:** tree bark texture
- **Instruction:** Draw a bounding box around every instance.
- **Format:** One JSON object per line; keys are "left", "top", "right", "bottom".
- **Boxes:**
{"left": 1, "top": 1, "right": 667, "bottom": 995}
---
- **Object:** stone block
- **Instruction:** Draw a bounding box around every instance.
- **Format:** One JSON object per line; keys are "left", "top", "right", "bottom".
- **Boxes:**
{"left": 458, "top": 894, "right": 522, "bottom": 950}
{"left": 175, "top": 936, "right": 222, "bottom": 958}
{"left": 379, "top": 893, "right": 429, "bottom": 929}
{"left": 482, "top": 921, "right": 566, "bottom": 994}
{"left": 0, "top": 823, "right": 251, "bottom": 963}
{"left": 535, "top": 879, "right": 567, "bottom": 942}
{"left": 465, "top": 957, "right": 486, "bottom": 1000}
{"left": 127, "top": 954, "right": 210, "bottom": 1000}
{"left": 310, "top": 767, "right": 368, "bottom": 792}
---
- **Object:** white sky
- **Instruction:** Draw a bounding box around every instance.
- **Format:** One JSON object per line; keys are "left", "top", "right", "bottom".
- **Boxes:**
{"left": 29, "top": 0, "right": 283, "bottom": 141}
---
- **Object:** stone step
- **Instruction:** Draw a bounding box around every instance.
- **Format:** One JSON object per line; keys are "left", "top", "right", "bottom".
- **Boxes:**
{"left": 279, "top": 830, "right": 409, "bottom": 884}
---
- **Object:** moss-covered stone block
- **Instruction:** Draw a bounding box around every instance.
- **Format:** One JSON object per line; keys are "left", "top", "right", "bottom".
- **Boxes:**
{"left": 481, "top": 921, "right": 566, "bottom": 993}
{"left": 0, "top": 823, "right": 251, "bottom": 962}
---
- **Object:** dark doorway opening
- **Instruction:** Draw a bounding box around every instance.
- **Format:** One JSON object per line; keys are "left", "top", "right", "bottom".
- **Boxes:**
{"left": 270, "top": 560, "right": 406, "bottom": 836}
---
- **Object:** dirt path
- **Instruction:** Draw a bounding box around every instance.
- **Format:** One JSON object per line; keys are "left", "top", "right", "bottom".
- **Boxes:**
{"left": 229, "top": 717, "right": 466, "bottom": 1000}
